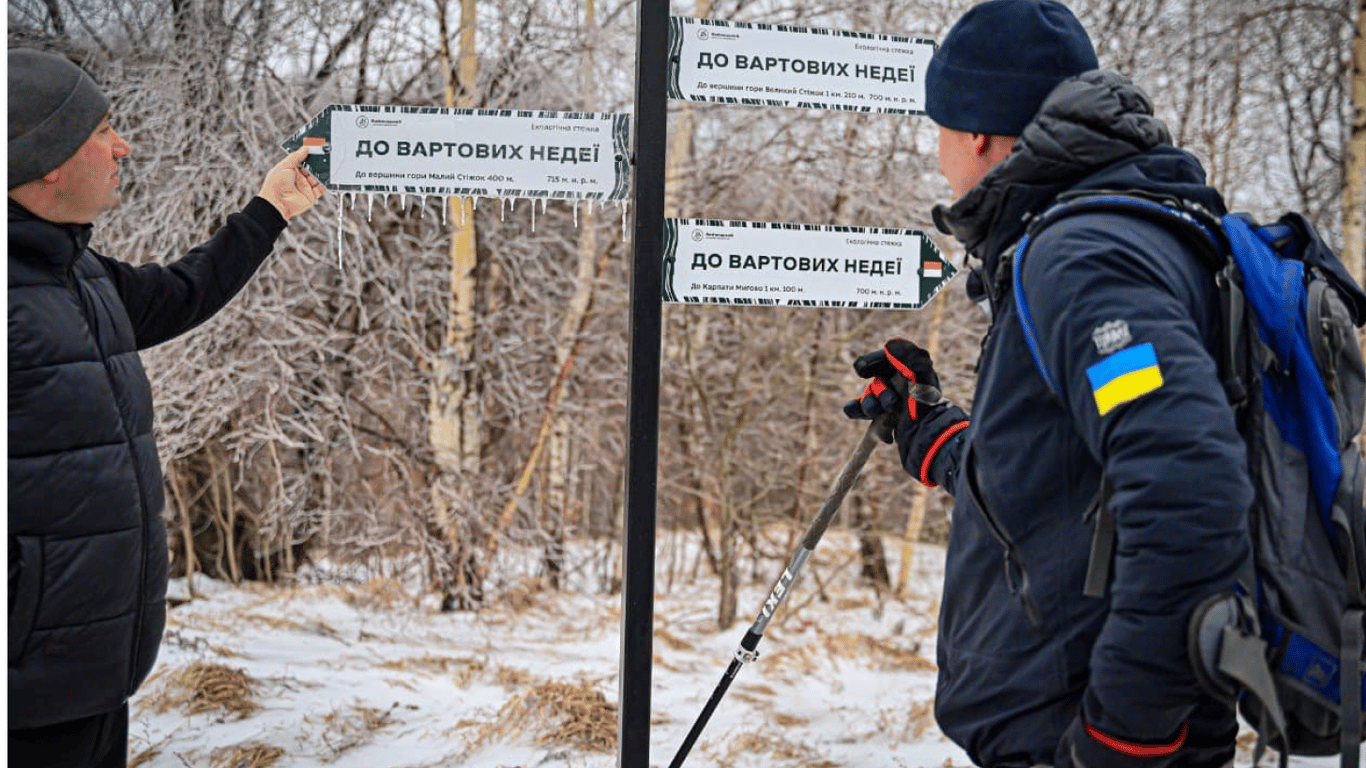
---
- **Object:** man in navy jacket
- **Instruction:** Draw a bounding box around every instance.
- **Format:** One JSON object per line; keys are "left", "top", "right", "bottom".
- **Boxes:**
{"left": 845, "top": 3, "right": 1250, "bottom": 767}
{"left": 8, "top": 47, "right": 323, "bottom": 768}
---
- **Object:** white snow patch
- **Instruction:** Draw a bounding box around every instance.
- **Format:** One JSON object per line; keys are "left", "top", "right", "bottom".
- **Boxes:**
{"left": 130, "top": 535, "right": 1354, "bottom": 767}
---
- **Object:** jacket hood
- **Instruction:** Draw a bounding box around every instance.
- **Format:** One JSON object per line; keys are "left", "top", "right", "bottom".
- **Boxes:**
{"left": 933, "top": 70, "right": 1225, "bottom": 280}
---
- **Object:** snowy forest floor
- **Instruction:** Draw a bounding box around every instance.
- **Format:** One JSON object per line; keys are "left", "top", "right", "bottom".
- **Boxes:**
{"left": 128, "top": 533, "right": 1351, "bottom": 768}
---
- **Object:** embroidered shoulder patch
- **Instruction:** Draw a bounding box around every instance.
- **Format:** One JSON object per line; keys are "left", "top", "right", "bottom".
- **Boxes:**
{"left": 1087, "top": 342, "right": 1164, "bottom": 416}
{"left": 1092, "top": 320, "right": 1132, "bottom": 355}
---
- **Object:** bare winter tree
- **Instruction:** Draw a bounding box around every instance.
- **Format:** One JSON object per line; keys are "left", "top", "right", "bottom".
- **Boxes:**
{"left": 7, "top": 0, "right": 1358, "bottom": 620}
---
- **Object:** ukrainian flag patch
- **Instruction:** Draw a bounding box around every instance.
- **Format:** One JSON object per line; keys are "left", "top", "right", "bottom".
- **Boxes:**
{"left": 1087, "top": 342, "right": 1164, "bottom": 416}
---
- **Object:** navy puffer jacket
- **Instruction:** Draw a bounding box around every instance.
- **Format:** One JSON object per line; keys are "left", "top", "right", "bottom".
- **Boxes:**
{"left": 8, "top": 197, "right": 285, "bottom": 728}
{"left": 923, "top": 71, "right": 1253, "bottom": 767}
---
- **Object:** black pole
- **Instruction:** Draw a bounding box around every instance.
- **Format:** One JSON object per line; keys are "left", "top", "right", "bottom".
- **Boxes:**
{"left": 619, "top": 1, "right": 668, "bottom": 766}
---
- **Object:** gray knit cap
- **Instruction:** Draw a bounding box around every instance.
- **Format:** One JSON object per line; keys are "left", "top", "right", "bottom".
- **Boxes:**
{"left": 8, "top": 48, "right": 111, "bottom": 189}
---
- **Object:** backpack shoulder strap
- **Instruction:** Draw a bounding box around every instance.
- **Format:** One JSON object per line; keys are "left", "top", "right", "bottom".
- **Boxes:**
{"left": 1011, "top": 192, "right": 1239, "bottom": 600}
{"left": 1012, "top": 191, "right": 1227, "bottom": 400}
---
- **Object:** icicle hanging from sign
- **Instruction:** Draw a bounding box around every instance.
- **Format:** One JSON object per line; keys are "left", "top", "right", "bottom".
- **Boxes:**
{"left": 335, "top": 193, "right": 345, "bottom": 269}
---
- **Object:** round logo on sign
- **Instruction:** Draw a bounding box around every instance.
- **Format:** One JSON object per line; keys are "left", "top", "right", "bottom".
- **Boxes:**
{"left": 697, "top": 29, "right": 709, "bottom": 40}
{"left": 356, "top": 115, "right": 371, "bottom": 129}
{"left": 691, "top": 229, "right": 704, "bottom": 242}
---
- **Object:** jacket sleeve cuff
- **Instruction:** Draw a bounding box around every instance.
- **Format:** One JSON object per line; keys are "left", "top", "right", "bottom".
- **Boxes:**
{"left": 1059, "top": 715, "right": 1187, "bottom": 768}
{"left": 918, "top": 418, "right": 968, "bottom": 486}
{"left": 895, "top": 404, "right": 968, "bottom": 488}
{"left": 245, "top": 196, "right": 289, "bottom": 234}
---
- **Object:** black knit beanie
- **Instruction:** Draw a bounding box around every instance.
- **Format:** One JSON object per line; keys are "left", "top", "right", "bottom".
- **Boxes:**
{"left": 925, "top": 0, "right": 1097, "bottom": 136}
{"left": 8, "top": 48, "right": 111, "bottom": 190}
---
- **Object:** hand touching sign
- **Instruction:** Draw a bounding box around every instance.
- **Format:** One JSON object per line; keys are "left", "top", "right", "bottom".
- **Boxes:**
{"left": 258, "top": 146, "right": 325, "bottom": 220}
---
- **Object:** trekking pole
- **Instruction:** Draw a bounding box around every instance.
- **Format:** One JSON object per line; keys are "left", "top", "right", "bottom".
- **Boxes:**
{"left": 668, "top": 406, "right": 911, "bottom": 768}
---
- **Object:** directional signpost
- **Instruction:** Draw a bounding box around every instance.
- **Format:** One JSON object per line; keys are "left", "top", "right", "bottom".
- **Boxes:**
{"left": 277, "top": 12, "right": 947, "bottom": 768}
{"left": 663, "top": 219, "right": 954, "bottom": 308}
{"left": 621, "top": 10, "right": 945, "bottom": 768}
{"left": 282, "top": 104, "right": 631, "bottom": 201}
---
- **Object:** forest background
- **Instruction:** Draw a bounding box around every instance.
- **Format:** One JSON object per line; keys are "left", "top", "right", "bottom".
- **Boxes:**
{"left": 8, "top": 0, "right": 1366, "bottom": 630}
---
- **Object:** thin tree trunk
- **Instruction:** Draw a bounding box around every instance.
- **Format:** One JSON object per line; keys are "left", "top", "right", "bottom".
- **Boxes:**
{"left": 1345, "top": 1, "right": 1366, "bottom": 286}
{"left": 717, "top": 493, "right": 737, "bottom": 630}
{"left": 853, "top": 495, "right": 891, "bottom": 588}
{"left": 667, "top": 0, "right": 712, "bottom": 202}
{"left": 667, "top": 0, "right": 718, "bottom": 611}
{"left": 895, "top": 294, "right": 945, "bottom": 598}
{"left": 482, "top": 241, "right": 613, "bottom": 571}
{"left": 41, "top": 0, "right": 65, "bottom": 35}
{"left": 486, "top": 0, "right": 607, "bottom": 586}
{"left": 429, "top": 0, "right": 484, "bottom": 607}
{"left": 827, "top": 119, "right": 891, "bottom": 585}
{"left": 167, "top": 466, "right": 198, "bottom": 599}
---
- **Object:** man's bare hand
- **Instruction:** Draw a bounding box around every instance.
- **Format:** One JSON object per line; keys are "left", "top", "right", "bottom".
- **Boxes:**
{"left": 258, "top": 147, "right": 324, "bottom": 220}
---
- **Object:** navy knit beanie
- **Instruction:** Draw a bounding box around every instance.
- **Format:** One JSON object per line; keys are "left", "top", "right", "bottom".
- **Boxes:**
{"left": 8, "top": 48, "right": 110, "bottom": 189}
{"left": 926, "top": 0, "right": 1097, "bottom": 136}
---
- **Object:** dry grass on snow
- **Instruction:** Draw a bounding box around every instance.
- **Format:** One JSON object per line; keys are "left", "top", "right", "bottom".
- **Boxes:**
{"left": 145, "top": 662, "right": 261, "bottom": 720}
{"left": 464, "top": 678, "right": 619, "bottom": 755}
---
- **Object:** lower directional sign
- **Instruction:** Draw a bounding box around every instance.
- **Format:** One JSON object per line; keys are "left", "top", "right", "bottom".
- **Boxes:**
{"left": 662, "top": 218, "right": 955, "bottom": 309}
{"left": 282, "top": 104, "right": 632, "bottom": 200}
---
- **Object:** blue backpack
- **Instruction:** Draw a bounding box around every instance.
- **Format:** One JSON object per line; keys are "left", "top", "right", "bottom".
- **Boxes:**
{"left": 1012, "top": 192, "right": 1366, "bottom": 768}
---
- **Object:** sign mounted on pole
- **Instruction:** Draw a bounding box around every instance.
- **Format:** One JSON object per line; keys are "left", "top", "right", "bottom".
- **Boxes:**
{"left": 667, "top": 16, "right": 934, "bottom": 114}
{"left": 282, "top": 105, "right": 631, "bottom": 200}
{"left": 663, "top": 219, "right": 954, "bottom": 309}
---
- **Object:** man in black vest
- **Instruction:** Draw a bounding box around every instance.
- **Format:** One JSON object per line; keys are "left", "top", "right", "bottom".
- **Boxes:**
{"left": 8, "top": 47, "right": 323, "bottom": 768}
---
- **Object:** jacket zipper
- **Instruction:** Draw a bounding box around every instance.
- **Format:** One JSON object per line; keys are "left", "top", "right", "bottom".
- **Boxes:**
{"left": 963, "top": 429, "right": 1043, "bottom": 627}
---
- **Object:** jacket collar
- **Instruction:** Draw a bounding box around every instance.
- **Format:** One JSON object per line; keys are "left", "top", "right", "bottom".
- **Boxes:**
{"left": 8, "top": 199, "right": 94, "bottom": 270}
{"left": 932, "top": 70, "right": 1175, "bottom": 283}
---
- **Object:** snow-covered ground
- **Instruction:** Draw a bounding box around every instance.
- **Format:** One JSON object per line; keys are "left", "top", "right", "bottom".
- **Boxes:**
{"left": 128, "top": 533, "right": 1354, "bottom": 768}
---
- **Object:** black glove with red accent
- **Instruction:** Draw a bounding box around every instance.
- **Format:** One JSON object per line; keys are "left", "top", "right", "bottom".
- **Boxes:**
{"left": 843, "top": 339, "right": 968, "bottom": 487}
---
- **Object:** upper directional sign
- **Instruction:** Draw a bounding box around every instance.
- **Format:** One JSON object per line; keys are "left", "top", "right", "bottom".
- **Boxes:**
{"left": 667, "top": 16, "right": 935, "bottom": 114}
{"left": 662, "top": 218, "right": 955, "bottom": 309}
{"left": 282, "top": 105, "right": 631, "bottom": 200}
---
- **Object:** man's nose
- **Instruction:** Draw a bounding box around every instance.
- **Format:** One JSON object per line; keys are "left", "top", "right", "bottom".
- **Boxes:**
{"left": 112, "top": 130, "right": 132, "bottom": 158}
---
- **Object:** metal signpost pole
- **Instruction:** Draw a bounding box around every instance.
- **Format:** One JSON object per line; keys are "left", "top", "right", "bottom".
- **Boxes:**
{"left": 619, "top": 0, "right": 669, "bottom": 766}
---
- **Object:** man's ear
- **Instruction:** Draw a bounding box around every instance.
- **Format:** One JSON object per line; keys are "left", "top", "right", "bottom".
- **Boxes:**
{"left": 977, "top": 134, "right": 1019, "bottom": 165}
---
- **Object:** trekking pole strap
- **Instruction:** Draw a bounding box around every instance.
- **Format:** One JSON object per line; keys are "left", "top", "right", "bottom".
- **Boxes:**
{"left": 1217, "top": 265, "right": 1249, "bottom": 407}
{"left": 1217, "top": 625, "right": 1288, "bottom": 739}
{"left": 1342, "top": 607, "right": 1363, "bottom": 768}
{"left": 1082, "top": 477, "right": 1116, "bottom": 599}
